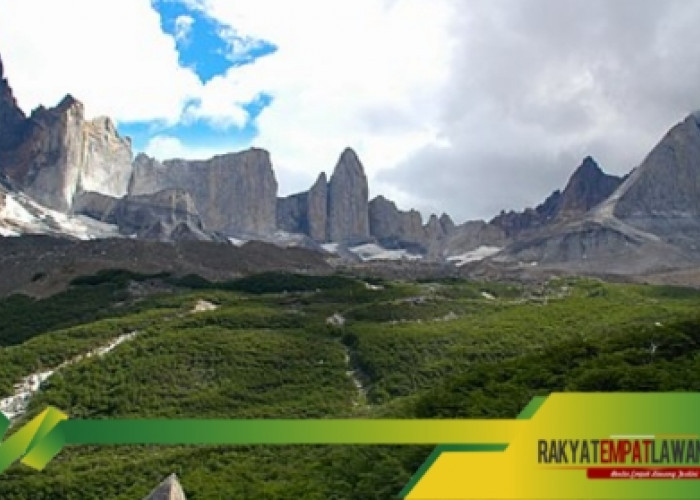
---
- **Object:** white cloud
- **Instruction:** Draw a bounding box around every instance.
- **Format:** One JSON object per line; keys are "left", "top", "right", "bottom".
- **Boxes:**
{"left": 174, "top": 15, "right": 195, "bottom": 44}
{"left": 144, "top": 135, "right": 192, "bottom": 159}
{"left": 4, "top": 0, "right": 698, "bottom": 223}
{"left": 1, "top": 0, "right": 453, "bottom": 199}
{"left": 0, "top": 0, "right": 201, "bottom": 124}
{"left": 192, "top": 0, "right": 455, "bottom": 194}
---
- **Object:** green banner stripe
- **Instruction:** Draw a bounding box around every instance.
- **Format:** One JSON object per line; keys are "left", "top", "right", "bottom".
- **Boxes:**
{"left": 60, "top": 419, "right": 520, "bottom": 445}
{"left": 1, "top": 408, "right": 522, "bottom": 472}
{"left": 0, "top": 408, "right": 67, "bottom": 473}
{"left": 517, "top": 395, "right": 548, "bottom": 420}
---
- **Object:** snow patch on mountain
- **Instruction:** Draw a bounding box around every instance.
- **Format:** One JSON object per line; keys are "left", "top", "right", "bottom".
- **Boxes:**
{"left": 447, "top": 246, "right": 502, "bottom": 267}
{"left": 0, "top": 189, "right": 119, "bottom": 240}
{"left": 349, "top": 243, "right": 423, "bottom": 261}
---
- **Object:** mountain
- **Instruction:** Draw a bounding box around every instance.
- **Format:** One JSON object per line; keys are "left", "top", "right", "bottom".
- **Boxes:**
{"left": 606, "top": 113, "right": 700, "bottom": 249}
{"left": 0, "top": 54, "right": 132, "bottom": 212}
{"left": 326, "top": 148, "right": 370, "bottom": 242}
{"left": 492, "top": 115, "right": 700, "bottom": 275}
{"left": 3, "top": 51, "right": 700, "bottom": 279}
{"left": 491, "top": 156, "right": 623, "bottom": 237}
{"left": 558, "top": 156, "right": 623, "bottom": 218}
{"left": 129, "top": 150, "right": 278, "bottom": 237}
{"left": 276, "top": 149, "right": 373, "bottom": 244}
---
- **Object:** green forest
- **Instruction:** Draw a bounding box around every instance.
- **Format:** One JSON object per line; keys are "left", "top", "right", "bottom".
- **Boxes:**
{"left": 1, "top": 271, "right": 700, "bottom": 499}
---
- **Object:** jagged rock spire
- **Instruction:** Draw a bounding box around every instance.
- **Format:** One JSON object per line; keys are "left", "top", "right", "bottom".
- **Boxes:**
{"left": 0, "top": 52, "right": 27, "bottom": 151}
{"left": 142, "top": 473, "right": 187, "bottom": 500}
{"left": 327, "top": 147, "right": 369, "bottom": 242}
{"left": 557, "top": 156, "right": 622, "bottom": 217}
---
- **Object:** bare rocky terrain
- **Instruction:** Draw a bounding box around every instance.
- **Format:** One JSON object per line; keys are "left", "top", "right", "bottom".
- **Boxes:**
{"left": 0, "top": 236, "right": 331, "bottom": 298}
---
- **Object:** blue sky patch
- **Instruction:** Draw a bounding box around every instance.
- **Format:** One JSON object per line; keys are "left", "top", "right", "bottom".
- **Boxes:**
{"left": 151, "top": 0, "right": 277, "bottom": 84}
{"left": 119, "top": 92, "right": 274, "bottom": 156}
{"left": 117, "top": 2, "right": 277, "bottom": 158}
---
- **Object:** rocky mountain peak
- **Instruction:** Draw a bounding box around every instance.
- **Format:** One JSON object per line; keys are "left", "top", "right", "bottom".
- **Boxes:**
{"left": 439, "top": 213, "right": 455, "bottom": 232}
{"left": 327, "top": 147, "right": 369, "bottom": 242}
{"left": 0, "top": 66, "right": 132, "bottom": 212}
{"left": 490, "top": 156, "right": 621, "bottom": 236}
{"left": 0, "top": 53, "right": 27, "bottom": 152}
{"left": 558, "top": 156, "right": 622, "bottom": 217}
{"left": 692, "top": 109, "right": 700, "bottom": 125}
{"left": 611, "top": 113, "right": 700, "bottom": 227}
{"left": 312, "top": 171, "right": 327, "bottom": 189}
{"left": 333, "top": 148, "right": 364, "bottom": 178}
{"left": 55, "top": 93, "right": 83, "bottom": 113}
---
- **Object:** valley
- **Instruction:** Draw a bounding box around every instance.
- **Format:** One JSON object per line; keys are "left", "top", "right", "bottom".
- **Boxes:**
{"left": 1, "top": 271, "right": 699, "bottom": 498}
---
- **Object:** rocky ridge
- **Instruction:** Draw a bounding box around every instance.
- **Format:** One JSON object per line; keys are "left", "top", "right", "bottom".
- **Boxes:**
{"left": 74, "top": 189, "right": 212, "bottom": 241}
{"left": 0, "top": 55, "right": 133, "bottom": 213}
{"left": 491, "top": 156, "right": 623, "bottom": 237}
{"left": 2, "top": 52, "right": 700, "bottom": 279}
{"left": 129, "top": 150, "right": 278, "bottom": 237}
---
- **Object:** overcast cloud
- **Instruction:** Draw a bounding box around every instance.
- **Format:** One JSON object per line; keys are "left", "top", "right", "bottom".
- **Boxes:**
{"left": 1, "top": 0, "right": 699, "bottom": 223}
{"left": 379, "top": 0, "right": 700, "bottom": 220}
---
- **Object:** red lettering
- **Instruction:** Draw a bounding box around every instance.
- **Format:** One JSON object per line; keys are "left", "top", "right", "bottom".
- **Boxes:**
{"left": 601, "top": 440, "right": 610, "bottom": 463}
{"left": 615, "top": 440, "right": 632, "bottom": 464}
{"left": 632, "top": 441, "right": 642, "bottom": 463}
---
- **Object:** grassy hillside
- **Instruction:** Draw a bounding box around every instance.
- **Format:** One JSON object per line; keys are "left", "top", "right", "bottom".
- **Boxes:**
{"left": 1, "top": 272, "right": 700, "bottom": 498}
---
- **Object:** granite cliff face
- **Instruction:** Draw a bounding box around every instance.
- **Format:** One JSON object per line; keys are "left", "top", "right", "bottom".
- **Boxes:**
{"left": 129, "top": 149, "right": 277, "bottom": 236}
{"left": 368, "top": 195, "right": 425, "bottom": 248}
{"left": 276, "top": 172, "right": 327, "bottom": 241}
{"left": 326, "top": 148, "right": 370, "bottom": 242}
{"left": 608, "top": 114, "right": 700, "bottom": 246}
{"left": 277, "top": 149, "right": 370, "bottom": 243}
{"left": 306, "top": 172, "right": 328, "bottom": 241}
{"left": 0, "top": 60, "right": 133, "bottom": 212}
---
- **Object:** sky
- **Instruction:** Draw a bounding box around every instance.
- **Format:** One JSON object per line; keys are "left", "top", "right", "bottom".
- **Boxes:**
{"left": 1, "top": 0, "right": 700, "bottom": 223}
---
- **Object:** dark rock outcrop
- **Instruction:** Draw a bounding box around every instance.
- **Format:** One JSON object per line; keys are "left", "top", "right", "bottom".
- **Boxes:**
{"left": 74, "top": 189, "right": 211, "bottom": 241}
{"left": 326, "top": 148, "right": 369, "bottom": 242}
{"left": 0, "top": 235, "right": 333, "bottom": 298}
{"left": 558, "top": 156, "right": 623, "bottom": 217}
{"left": 491, "top": 156, "right": 622, "bottom": 237}
{"left": 72, "top": 191, "right": 120, "bottom": 222}
{"left": 0, "top": 54, "right": 27, "bottom": 152}
{"left": 129, "top": 149, "right": 278, "bottom": 236}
